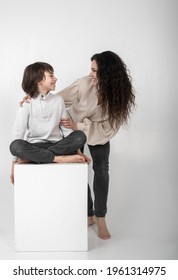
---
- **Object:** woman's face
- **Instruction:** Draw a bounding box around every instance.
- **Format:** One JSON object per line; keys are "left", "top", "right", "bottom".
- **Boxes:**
{"left": 89, "top": 59, "right": 98, "bottom": 86}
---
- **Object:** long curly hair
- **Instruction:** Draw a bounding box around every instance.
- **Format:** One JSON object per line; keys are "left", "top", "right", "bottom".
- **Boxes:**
{"left": 91, "top": 51, "right": 136, "bottom": 128}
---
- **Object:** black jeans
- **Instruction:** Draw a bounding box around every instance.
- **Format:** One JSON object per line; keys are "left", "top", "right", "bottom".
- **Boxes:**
{"left": 10, "top": 131, "right": 86, "bottom": 163}
{"left": 82, "top": 142, "right": 110, "bottom": 218}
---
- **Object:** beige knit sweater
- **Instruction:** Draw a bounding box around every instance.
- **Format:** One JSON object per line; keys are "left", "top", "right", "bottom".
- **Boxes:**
{"left": 56, "top": 76, "right": 119, "bottom": 145}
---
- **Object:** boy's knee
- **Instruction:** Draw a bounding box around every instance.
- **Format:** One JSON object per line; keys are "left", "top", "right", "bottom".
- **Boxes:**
{"left": 10, "top": 139, "right": 22, "bottom": 155}
{"left": 75, "top": 131, "right": 87, "bottom": 146}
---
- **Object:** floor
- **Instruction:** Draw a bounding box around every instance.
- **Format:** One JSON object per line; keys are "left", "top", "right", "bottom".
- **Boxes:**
{"left": 0, "top": 222, "right": 177, "bottom": 261}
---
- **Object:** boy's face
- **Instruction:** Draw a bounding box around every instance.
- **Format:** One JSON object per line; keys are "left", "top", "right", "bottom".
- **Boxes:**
{"left": 38, "top": 71, "right": 57, "bottom": 93}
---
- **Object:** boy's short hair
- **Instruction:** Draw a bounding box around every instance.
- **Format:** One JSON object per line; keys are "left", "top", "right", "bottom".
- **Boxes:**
{"left": 22, "top": 62, "right": 54, "bottom": 97}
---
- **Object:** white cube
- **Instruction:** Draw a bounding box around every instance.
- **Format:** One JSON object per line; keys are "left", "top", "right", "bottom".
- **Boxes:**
{"left": 14, "top": 163, "right": 88, "bottom": 251}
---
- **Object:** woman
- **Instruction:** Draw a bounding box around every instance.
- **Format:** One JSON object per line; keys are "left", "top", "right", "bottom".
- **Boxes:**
{"left": 58, "top": 51, "right": 136, "bottom": 239}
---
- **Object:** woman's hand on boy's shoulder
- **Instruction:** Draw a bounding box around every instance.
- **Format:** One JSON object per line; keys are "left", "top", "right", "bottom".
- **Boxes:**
{"left": 19, "top": 95, "right": 31, "bottom": 107}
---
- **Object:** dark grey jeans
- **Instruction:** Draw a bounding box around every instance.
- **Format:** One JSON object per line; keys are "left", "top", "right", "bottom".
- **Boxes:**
{"left": 10, "top": 131, "right": 86, "bottom": 163}
{"left": 82, "top": 142, "right": 110, "bottom": 218}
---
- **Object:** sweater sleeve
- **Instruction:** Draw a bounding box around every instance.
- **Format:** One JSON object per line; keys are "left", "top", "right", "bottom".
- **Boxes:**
{"left": 12, "top": 104, "right": 29, "bottom": 140}
{"left": 56, "top": 79, "right": 81, "bottom": 109}
{"left": 11, "top": 103, "right": 29, "bottom": 160}
{"left": 58, "top": 96, "right": 73, "bottom": 138}
{"left": 78, "top": 118, "right": 120, "bottom": 145}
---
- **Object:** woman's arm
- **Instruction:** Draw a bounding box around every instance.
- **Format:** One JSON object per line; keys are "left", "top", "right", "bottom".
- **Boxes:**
{"left": 56, "top": 78, "right": 81, "bottom": 108}
{"left": 58, "top": 96, "right": 74, "bottom": 137}
{"left": 60, "top": 118, "right": 77, "bottom": 130}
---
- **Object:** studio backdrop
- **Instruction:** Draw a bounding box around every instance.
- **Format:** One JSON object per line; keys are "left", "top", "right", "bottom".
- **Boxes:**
{"left": 0, "top": 0, "right": 177, "bottom": 259}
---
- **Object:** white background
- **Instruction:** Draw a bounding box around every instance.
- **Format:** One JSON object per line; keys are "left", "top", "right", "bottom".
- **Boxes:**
{"left": 0, "top": 0, "right": 177, "bottom": 260}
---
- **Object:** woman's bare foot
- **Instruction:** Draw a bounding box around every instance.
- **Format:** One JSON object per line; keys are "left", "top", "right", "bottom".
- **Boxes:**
{"left": 88, "top": 216, "right": 95, "bottom": 226}
{"left": 95, "top": 217, "right": 111, "bottom": 240}
{"left": 53, "top": 154, "right": 85, "bottom": 163}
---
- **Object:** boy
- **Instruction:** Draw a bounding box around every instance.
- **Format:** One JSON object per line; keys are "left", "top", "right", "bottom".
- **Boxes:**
{"left": 10, "top": 62, "right": 89, "bottom": 184}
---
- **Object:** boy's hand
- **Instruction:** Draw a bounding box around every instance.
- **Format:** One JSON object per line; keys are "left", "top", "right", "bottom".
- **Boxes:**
{"left": 10, "top": 161, "right": 16, "bottom": 185}
{"left": 10, "top": 173, "right": 14, "bottom": 185}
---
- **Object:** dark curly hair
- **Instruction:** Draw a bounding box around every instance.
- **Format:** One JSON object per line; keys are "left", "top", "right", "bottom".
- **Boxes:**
{"left": 22, "top": 62, "right": 54, "bottom": 98}
{"left": 91, "top": 51, "right": 136, "bottom": 128}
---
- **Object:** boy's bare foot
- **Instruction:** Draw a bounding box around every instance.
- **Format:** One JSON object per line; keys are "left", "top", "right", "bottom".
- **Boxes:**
{"left": 95, "top": 217, "right": 111, "bottom": 240}
{"left": 88, "top": 216, "right": 95, "bottom": 226}
{"left": 77, "top": 149, "right": 91, "bottom": 164}
{"left": 53, "top": 154, "right": 85, "bottom": 163}
{"left": 17, "top": 158, "right": 31, "bottom": 164}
